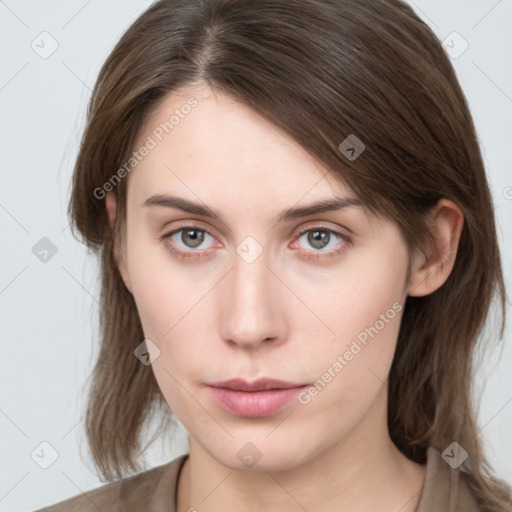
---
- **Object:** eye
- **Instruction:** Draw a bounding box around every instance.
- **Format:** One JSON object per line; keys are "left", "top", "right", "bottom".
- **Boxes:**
{"left": 161, "top": 225, "right": 218, "bottom": 260}
{"left": 293, "top": 226, "right": 352, "bottom": 260}
{"left": 172, "top": 227, "right": 210, "bottom": 249}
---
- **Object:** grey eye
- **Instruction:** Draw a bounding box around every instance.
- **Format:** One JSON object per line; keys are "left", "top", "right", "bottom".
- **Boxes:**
{"left": 179, "top": 228, "right": 206, "bottom": 248}
{"left": 298, "top": 229, "right": 340, "bottom": 251}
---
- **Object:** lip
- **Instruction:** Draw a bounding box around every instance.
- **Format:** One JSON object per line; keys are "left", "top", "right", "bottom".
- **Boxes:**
{"left": 207, "top": 378, "right": 308, "bottom": 417}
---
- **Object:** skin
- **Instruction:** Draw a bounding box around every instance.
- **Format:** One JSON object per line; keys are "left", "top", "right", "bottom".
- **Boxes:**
{"left": 106, "top": 82, "right": 463, "bottom": 512}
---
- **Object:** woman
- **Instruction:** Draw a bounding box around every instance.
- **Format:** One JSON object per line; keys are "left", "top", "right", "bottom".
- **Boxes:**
{"left": 36, "top": 0, "right": 512, "bottom": 511}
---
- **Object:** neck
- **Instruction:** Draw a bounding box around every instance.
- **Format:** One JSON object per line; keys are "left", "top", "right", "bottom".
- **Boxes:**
{"left": 176, "top": 386, "right": 426, "bottom": 512}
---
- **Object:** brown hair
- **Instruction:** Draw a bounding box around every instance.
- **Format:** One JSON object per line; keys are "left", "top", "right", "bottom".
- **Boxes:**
{"left": 68, "top": 0, "right": 511, "bottom": 509}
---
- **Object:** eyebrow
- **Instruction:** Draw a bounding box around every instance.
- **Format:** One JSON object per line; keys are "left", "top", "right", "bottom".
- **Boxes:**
{"left": 142, "top": 194, "right": 364, "bottom": 223}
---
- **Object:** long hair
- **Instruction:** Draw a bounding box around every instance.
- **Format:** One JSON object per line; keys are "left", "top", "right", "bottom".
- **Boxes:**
{"left": 68, "top": 0, "right": 511, "bottom": 509}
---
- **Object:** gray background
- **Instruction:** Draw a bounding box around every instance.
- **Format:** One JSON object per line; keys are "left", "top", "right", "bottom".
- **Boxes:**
{"left": 0, "top": 1, "right": 511, "bottom": 510}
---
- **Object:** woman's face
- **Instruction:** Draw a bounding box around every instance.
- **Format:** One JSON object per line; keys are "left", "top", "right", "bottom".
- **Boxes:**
{"left": 114, "top": 83, "right": 412, "bottom": 471}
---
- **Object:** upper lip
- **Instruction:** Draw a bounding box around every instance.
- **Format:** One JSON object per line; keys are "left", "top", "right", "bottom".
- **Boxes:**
{"left": 208, "top": 378, "right": 307, "bottom": 392}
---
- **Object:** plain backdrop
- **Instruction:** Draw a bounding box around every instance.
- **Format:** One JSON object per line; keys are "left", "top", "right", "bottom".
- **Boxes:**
{"left": 0, "top": 1, "right": 511, "bottom": 510}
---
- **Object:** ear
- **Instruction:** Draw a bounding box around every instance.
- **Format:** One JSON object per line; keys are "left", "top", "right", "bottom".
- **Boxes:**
{"left": 408, "top": 198, "right": 464, "bottom": 297}
{"left": 105, "top": 192, "right": 133, "bottom": 294}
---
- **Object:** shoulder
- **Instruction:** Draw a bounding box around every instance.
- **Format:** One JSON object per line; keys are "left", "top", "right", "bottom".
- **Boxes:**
{"left": 416, "top": 446, "right": 481, "bottom": 512}
{"left": 33, "top": 454, "right": 189, "bottom": 512}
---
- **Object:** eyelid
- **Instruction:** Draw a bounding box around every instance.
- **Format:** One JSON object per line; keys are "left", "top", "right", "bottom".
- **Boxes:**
{"left": 291, "top": 221, "right": 351, "bottom": 240}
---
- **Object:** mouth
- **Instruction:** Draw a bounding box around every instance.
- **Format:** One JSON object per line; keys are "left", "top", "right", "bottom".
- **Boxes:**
{"left": 206, "top": 378, "right": 309, "bottom": 417}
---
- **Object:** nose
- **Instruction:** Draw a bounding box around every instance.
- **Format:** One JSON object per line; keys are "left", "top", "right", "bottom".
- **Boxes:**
{"left": 219, "top": 248, "right": 285, "bottom": 350}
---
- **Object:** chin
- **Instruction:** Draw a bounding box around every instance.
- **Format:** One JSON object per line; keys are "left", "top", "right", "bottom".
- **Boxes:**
{"left": 205, "top": 436, "right": 317, "bottom": 473}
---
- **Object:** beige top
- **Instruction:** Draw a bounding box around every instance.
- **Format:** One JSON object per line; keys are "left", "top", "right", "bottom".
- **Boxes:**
{"left": 34, "top": 447, "right": 480, "bottom": 511}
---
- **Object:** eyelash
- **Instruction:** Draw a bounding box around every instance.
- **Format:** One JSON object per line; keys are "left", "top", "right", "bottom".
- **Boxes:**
{"left": 160, "top": 224, "right": 352, "bottom": 262}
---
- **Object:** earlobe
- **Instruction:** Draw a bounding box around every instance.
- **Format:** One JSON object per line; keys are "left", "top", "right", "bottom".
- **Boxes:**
{"left": 408, "top": 199, "right": 464, "bottom": 297}
{"left": 105, "top": 192, "right": 133, "bottom": 294}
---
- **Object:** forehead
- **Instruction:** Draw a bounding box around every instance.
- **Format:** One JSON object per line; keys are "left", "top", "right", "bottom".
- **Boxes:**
{"left": 127, "top": 84, "right": 357, "bottom": 212}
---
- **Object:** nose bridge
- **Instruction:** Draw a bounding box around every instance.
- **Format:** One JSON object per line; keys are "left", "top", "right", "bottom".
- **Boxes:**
{"left": 220, "top": 246, "right": 282, "bottom": 348}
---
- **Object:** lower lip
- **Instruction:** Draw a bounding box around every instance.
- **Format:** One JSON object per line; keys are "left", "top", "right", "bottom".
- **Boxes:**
{"left": 208, "top": 385, "right": 308, "bottom": 417}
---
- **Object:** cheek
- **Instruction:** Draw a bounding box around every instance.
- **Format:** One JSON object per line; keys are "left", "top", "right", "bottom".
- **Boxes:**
{"left": 292, "top": 240, "right": 408, "bottom": 412}
{"left": 124, "top": 225, "right": 212, "bottom": 339}
{"left": 127, "top": 251, "right": 214, "bottom": 417}
{"left": 124, "top": 233, "right": 221, "bottom": 406}
{"left": 296, "top": 239, "right": 407, "bottom": 354}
